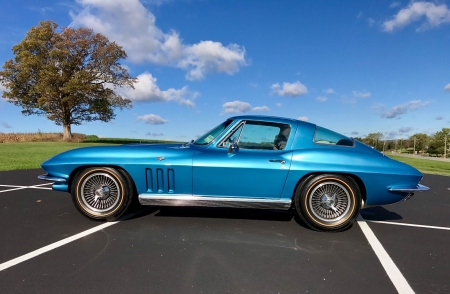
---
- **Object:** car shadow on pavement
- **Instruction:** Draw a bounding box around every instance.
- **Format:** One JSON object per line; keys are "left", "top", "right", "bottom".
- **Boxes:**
{"left": 360, "top": 206, "right": 403, "bottom": 221}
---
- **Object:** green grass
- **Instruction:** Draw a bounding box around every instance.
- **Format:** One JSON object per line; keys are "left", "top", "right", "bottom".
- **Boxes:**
{"left": 0, "top": 142, "right": 113, "bottom": 171}
{"left": 389, "top": 155, "right": 450, "bottom": 176}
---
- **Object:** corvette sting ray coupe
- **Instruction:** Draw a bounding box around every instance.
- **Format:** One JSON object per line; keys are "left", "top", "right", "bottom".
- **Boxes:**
{"left": 39, "top": 115, "right": 429, "bottom": 231}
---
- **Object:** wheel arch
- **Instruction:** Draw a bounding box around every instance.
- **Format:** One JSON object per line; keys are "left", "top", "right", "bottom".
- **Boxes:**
{"left": 292, "top": 172, "right": 367, "bottom": 204}
{"left": 68, "top": 165, "right": 137, "bottom": 195}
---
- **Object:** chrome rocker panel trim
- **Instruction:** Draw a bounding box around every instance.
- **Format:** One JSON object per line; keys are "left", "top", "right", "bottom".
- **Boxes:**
{"left": 138, "top": 194, "right": 292, "bottom": 210}
{"left": 38, "top": 174, "right": 67, "bottom": 183}
{"left": 388, "top": 184, "right": 430, "bottom": 192}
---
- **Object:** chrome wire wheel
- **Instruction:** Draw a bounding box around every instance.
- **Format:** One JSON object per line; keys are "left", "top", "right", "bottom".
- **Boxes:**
{"left": 308, "top": 181, "right": 351, "bottom": 224}
{"left": 80, "top": 172, "right": 121, "bottom": 213}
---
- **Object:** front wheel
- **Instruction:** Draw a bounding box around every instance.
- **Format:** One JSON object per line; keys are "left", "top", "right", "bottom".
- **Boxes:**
{"left": 71, "top": 167, "right": 134, "bottom": 221}
{"left": 294, "top": 174, "right": 361, "bottom": 232}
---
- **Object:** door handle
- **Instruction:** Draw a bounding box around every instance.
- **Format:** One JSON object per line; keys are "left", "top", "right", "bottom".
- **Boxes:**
{"left": 269, "top": 159, "right": 285, "bottom": 164}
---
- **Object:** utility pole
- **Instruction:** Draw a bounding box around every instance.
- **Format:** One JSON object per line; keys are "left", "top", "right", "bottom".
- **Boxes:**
{"left": 445, "top": 135, "right": 447, "bottom": 158}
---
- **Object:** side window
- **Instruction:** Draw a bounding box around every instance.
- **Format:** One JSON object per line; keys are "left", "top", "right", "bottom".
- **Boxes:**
{"left": 238, "top": 121, "right": 291, "bottom": 150}
{"left": 314, "top": 127, "right": 354, "bottom": 147}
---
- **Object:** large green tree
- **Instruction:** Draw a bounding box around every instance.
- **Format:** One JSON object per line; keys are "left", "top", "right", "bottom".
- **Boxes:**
{"left": 409, "top": 133, "right": 430, "bottom": 152}
{"left": 0, "top": 21, "right": 135, "bottom": 139}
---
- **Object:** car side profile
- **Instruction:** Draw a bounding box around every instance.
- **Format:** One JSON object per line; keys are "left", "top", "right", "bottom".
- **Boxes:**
{"left": 39, "top": 115, "right": 429, "bottom": 231}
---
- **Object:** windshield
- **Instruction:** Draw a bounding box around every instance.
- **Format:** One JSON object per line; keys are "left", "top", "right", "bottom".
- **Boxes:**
{"left": 194, "top": 119, "right": 233, "bottom": 145}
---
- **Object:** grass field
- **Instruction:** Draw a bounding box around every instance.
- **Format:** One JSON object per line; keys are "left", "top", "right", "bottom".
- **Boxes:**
{"left": 389, "top": 155, "right": 450, "bottom": 176}
{"left": 0, "top": 142, "right": 113, "bottom": 171}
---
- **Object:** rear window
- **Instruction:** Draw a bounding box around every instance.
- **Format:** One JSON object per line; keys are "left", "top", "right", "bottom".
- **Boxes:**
{"left": 314, "top": 127, "right": 354, "bottom": 147}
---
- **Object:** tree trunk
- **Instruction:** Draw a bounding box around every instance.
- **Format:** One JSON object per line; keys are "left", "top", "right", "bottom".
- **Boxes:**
{"left": 63, "top": 124, "right": 72, "bottom": 140}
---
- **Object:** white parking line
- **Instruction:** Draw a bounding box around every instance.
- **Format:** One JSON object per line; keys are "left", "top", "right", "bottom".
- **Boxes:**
{"left": 0, "top": 208, "right": 148, "bottom": 272}
{"left": 0, "top": 183, "right": 53, "bottom": 193}
{"left": 365, "top": 220, "right": 450, "bottom": 231}
{"left": 357, "top": 215, "right": 414, "bottom": 294}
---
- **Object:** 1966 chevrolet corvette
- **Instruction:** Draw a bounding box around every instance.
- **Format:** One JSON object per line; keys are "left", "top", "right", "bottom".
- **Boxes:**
{"left": 39, "top": 115, "right": 429, "bottom": 231}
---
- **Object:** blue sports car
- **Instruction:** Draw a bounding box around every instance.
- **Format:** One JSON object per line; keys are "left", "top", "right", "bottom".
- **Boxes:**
{"left": 39, "top": 115, "right": 429, "bottom": 231}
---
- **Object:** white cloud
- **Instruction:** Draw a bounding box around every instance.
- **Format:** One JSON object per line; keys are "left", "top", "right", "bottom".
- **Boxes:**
{"left": 341, "top": 97, "right": 357, "bottom": 104}
{"left": 179, "top": 41, "right": 247, "bottom": 81}
{"left": 1, "top": 122, "right": 12, "bottom": 129}
{"left": 436, "top": 115, "right": 444, "bottom": 120}
{"left": 384, "top": 127, "right": 414, "bottom": 140}
{"left": 390, "top": 2, "right": 401, "bottom": 8}
{"left": 146, "top": 132, "right": 164, "bottom": 136}
{"left": 398, "top": 127, "right": 413, "bottom": 133}
{"left": 374, "top": 100, "right": 430, "bottom": 119}
{"left": 444, "top": 83, "right": 450, "bottom": 91}
{"left": 271, "top": 81, "right": 307, "bottom": 97}
{"left": 323, "top": 88, "right": 334, "bottom": 94}
{"left": 352, "top": 90, "right": 371, "bottom": 98}
{"left": 252, "top": 106, "right": 270, "bottom": 112}
{"left": 137, "top": 114, "right": 168, "bottom": 124}
{"left": 0, "top": 85, "right": 8, "bottom": 103}
{"left": 0, "top": 84, "right": 6, "bottom": 96}
{"left": 316, "top": 96, "right": 327, "bottom": 102}
{"left": 276, "top": 103, "right": 282, "bottom": 107}
{"left": 71, "top": 0, "right": 246, "bottom": 80}
{"left": 221, "top": 101, "right": 270, "bottom": 113}
{"left": 383, "top": 1, "right": 450, "bottom": 32}
{"left": 297, "top": 116, "right": 309, "bottom": 122}
{"left": 116, "top": 72, "right": 197, "bottom": 107}
{"left": 222, "top": 101, "right": 252, "bottom": 113}
{"left": 367, "top": 18, "right": 376, "bottom": 27}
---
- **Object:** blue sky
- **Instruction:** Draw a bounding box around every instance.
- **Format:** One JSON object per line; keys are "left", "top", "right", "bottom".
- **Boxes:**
{"left": 1, "top": 0, "right": 450, "bottom": 141}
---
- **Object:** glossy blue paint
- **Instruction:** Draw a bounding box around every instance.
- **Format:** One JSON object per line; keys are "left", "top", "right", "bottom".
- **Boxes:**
{"left": 40, "top": 115, "right": 428, "bottom": 207}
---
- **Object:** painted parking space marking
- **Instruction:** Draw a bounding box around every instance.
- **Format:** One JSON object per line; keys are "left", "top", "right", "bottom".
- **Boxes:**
{"left": 0, "top": 183, "right": 53, "bottom": 193}
{"left": 366, "top": 220, "right": 450, "bottom": 231}
{"left": 357, "top": 215, "right": 414, "bottom": 294}
{"left": 0, "top": 208, "right": 149, "bottom": 272}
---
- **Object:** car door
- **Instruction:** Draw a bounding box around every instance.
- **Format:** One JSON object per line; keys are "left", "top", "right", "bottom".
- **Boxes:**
{"left": 192, "top": 120, "right": 295, "bottom": 199}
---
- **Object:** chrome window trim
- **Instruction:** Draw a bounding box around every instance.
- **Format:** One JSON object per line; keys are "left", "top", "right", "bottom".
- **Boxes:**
{"left": 193, "top": 119, "right": 234, "bottom": 146}
{"left": 217, "top": 121, "right": 246, "bottom": 148}
{"left": 218, "top": 120, "right": 292, "bottom": 151}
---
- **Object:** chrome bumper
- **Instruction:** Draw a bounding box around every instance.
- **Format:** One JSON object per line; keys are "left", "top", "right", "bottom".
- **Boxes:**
{"left": 38, "top": 174, "right": 67, "bottom": 183}
{"left": 388, "top": 184, "right": 430, "bottom": 192}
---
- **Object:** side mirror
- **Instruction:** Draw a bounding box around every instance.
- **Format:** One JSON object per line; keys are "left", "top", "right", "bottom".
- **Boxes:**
{"left": 227, "top": 137, "right": 238, "bottom": 154}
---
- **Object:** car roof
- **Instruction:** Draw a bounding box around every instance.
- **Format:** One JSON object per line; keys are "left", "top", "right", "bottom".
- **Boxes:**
{"left": 228, "top": 115, "right": 316, "bottom": 127}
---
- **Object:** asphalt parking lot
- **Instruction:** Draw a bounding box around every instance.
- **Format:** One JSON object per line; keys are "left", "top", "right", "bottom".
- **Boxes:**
{"left": 0, "top": 169, "right": 448, "bottom": 294}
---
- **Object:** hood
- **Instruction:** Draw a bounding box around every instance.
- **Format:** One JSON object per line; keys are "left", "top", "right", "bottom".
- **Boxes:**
{"left": 42, "top": 143, "right": 187, "bottom": 166}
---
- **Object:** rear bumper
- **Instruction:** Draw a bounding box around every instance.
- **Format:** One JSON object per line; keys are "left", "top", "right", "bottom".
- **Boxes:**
{"left": 388, "top": 184, "right": 430, "bottom": 192}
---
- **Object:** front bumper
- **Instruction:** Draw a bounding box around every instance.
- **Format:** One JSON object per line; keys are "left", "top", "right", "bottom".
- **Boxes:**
{"left": 38, "top": 174, "right": 69, "bottom": 192}
{"left": 38, "top": 174, "right": 67, "bottom": 183}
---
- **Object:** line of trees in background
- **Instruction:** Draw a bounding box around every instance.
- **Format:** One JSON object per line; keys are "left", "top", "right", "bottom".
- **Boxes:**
{"left": 354, "top": 128, "right": 450, "bottom": 157}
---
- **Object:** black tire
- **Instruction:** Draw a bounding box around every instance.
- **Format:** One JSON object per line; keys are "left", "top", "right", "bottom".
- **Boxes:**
{"left": 294, "top": 174, "right": 361, "bottom": 232}
{"left": 71, "top": 167, "right": 134, "bottom": 221}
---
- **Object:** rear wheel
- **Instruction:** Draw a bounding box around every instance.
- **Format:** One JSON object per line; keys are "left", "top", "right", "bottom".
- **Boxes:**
{"left": 294, "top": 174, "right": 361, "bottom": 232}
{"left": 71, "top": 167, "right": 134, "bottom": 221}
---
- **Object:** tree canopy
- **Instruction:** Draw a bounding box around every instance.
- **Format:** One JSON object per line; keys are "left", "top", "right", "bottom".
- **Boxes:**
{"left": 0, "top": 20, "right": 136, "bottom": 139}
